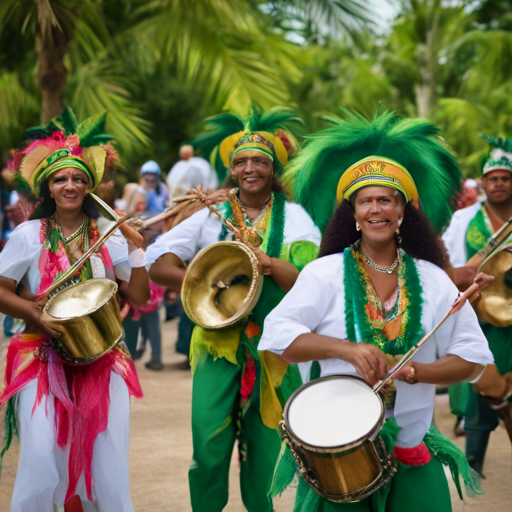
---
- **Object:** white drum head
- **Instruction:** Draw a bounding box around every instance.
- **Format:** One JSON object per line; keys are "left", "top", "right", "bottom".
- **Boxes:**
{"left": 286, "top": 376, "right": 382, "bottom": 448}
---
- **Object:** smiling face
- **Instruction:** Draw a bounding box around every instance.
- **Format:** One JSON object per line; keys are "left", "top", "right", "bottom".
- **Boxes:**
{"left": 49, "top": 167, "right": 92, "bottom": 213}
{"left": 482, "top": 169, "right": 512, "bottom": 205}
{"left": 353, "top": 186, "right": 405, "bottom": 246}
{"left": 229, "top": 150, "right": 274, "bottom": 196}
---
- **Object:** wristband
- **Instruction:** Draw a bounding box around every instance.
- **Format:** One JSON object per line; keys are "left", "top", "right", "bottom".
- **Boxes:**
{"left": 128, "top": 248, "right": 147, "bottom": 268}
{"left": 394, "top": 443, "right": 431, "bottom": 466}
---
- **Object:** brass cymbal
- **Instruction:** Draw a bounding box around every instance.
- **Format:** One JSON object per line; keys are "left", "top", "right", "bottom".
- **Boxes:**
{"left": 181, "top": 241, "right": 263, "bottom": 329}
{"left": 476, "top": 246, "right": 512, "bottom": 327}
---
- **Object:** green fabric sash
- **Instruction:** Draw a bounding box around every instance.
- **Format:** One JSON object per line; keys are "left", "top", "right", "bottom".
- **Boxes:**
{"left": 465, "top": 206, "right": 492, "bottom": 260}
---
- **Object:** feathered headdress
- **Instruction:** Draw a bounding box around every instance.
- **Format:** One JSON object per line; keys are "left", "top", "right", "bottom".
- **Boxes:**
{"left": 192, "top": 104, "right": 303, "bottom": 181}
{"left": 482, "top": 134, "right": 512, "bottom": 174}
{"left": 13, "top": 107, "right": 117, "bottom": 196}
{"left": 286, "top": 110, "right": 461, "bottom": 234}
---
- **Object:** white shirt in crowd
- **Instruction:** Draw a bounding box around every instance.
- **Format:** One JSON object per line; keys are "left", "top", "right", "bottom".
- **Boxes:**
{"left": 442, "top": 202, "right": 481, "bottom": 267}
{"left": 166, "top": 157, "right": 219, "bottom": 199}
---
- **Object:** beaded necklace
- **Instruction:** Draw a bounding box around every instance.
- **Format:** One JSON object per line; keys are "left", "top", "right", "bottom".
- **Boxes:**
{"left": 48, "top": 214, "right": 92, "bottom": 278}
{"left": 344, "top": 246, "right": 423, "bottom": 356}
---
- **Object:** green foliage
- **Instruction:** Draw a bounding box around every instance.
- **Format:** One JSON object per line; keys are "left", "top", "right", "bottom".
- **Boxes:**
{"left": 1, "top": 0, "right": 512, "bottom": 181}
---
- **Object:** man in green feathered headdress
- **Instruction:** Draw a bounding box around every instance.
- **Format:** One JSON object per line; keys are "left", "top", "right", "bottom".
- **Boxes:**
{"left": 192, "top": 104, "right": 302, "bottom": 185}
{"left": 443, "top": 134, "right": 512, "bottom": 475}
{"left": 146, "top": 128, "right": 320, "bottom": 512}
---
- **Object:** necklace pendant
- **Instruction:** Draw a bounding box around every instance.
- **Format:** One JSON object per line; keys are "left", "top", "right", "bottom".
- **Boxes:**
{"left": 387, "top": 269, "right": 393, "bottom": 274}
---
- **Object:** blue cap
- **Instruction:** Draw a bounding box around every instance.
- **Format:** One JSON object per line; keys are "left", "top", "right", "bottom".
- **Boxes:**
{"left": 141, "top": 160, "right": 162, "bottom": 176}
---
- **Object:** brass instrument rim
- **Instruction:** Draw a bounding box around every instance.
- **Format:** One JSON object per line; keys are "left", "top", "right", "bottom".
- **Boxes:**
{"left": 44, "top": 278, "right": 119, "bottom": 321}
{"left": 475, "top": 244, "right": 512, "bottom": 327}
{"left": 181, "top": 240, "right": 263, "bottom": 330}
{"left": 302, "top": 455, "right": 396, "bottom": 503}
{"left": 59, "top": 333, "right": 123, "bottom": 366}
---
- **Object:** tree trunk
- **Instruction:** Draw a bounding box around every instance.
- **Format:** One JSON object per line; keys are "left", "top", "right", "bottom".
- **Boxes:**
{"left": 414, "top": 42, "right": 436, "bottom": 119}
{"left": 36, "top": 26, "right": 67, "bottom": 123}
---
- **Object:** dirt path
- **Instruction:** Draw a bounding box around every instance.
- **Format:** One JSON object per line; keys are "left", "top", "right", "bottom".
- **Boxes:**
{"left": 1, "top": 317, "right": 511, "bottom": 511}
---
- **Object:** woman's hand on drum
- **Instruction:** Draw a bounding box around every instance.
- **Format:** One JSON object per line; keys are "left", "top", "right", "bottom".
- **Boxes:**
{"left": 342, "top": 342, "right": 387, "bottom": 386}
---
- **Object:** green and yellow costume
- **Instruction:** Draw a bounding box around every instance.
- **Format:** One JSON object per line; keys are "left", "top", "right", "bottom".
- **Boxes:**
{"left": 190, "top": 189, "right": 318, "bottom": 512}
{"left": 150, "top": 116, "right": 319, "bottom": 512}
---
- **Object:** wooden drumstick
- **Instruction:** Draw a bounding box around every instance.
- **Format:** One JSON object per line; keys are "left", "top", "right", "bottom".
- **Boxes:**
{"left": 91, "top": 193, "right": 144, "bottom": 248}
{"left": 142, "top": 195, "right": 199, "bottom": 229}
{"left": 373, "top": 282, "right": 481, "bottom": 394}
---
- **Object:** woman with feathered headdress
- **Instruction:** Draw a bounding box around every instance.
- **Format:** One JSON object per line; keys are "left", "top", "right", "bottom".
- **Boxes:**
{"left": 259, "top": 111, "right": 493, "bottom": 512}
{"left": 0, "top": 108, "right": 149, "bottom": 511}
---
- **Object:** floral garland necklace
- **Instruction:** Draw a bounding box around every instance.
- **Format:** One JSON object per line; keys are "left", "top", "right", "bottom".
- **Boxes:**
{"left": 217, "top": 189, "right": 286, "bottom": 259}
{"left": 229, "top": 189, "right": 273, "bottom": 247}
{"left": 343, "top": 244, "right": 423, "bottom": 356}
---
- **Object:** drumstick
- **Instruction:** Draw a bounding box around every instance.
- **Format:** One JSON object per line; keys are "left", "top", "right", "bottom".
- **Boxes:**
{"left": 373, "top": 282, "right": 481, "bottom": 394}
{"left": 142, "top": 195, "right": 199, "bottom": 229}
{"left": 91, "top": 193, "right": 144, "bottom": 248}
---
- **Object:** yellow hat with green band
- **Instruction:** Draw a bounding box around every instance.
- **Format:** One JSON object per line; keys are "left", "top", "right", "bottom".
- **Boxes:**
{"left": 336, "top": 156, "right": 419, "bottom": 203}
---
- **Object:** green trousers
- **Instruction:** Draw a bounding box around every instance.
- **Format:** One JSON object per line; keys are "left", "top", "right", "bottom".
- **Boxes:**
{"left": 189, "top": 353, "right": 281, "bottom": 512}
{"left": 293, "top": 456, "right": 452, "bottom": 512}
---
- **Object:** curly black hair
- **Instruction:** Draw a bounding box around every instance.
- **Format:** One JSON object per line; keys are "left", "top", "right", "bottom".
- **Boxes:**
{"left": 319, "top": 199, "right": 449, "bottom": 270}
{"left": 30, "top": 180, "right": 99, "bottom": 220}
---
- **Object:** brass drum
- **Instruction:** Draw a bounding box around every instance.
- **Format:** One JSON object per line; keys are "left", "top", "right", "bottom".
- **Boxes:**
{"left": 181, "top": 241, "right": 263, "bottom": 329}
{"left": 280, "top": 375, "right": 397, "bottom": 503}
{"left": 44, "top": 278, "right": 123, "bottom": 364}
{"left": 476, "top": 245, "right": 512, "bottom": 327}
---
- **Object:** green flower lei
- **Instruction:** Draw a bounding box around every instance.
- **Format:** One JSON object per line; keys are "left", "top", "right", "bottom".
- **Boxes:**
{"left": 343, "top": 246, "right": 424, "bottom": 356}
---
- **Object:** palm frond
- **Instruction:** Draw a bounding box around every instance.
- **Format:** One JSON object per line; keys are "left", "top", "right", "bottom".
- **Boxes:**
{"left": 0, "top": 72, "right": 39, "bottom": 150}
{"left": 67, "top": 61, "right": 151, "bottom": 163}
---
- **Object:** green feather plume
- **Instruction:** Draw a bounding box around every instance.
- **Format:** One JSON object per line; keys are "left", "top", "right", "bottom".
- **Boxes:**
{"left": 286, "top": 110, "right": 461, "bottom": 234}
{"left": 13, "top": 173, "right": 32, "bottom": 193}
{"left": 193, "top": 104, "right": 304, "bottom": 182}
{"left": 77, "top": 110, "right": 112, "bottom": 147}
{"left": 482, "top": 134, "right": 512, "bottom": 153}
{"left": 0, "top": 397, "right": 19, "bottom": 473}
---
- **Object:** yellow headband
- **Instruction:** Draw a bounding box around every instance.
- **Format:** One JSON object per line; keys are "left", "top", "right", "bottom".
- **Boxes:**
{"left": 219, "top": 130, "right": 289, "bottom": 168}
{"left": 336, "top": 156, "right": 419, "bottom": 203}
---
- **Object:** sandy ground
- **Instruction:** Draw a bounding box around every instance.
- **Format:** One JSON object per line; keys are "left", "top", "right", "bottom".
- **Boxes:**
{"left": 0, "top": 316, "right": 511, "bottom": 511}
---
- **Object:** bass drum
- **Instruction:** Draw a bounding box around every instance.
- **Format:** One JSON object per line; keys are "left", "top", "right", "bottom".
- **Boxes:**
{"left": 181, "top": 241, "right": 263, "bottom": 329}
{"left": 280, "top": 374, "right": 396, "bottom": 503}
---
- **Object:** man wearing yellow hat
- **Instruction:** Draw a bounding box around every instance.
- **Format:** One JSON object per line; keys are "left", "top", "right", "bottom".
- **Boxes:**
{"left": 147, "top": 130, "right": 320, "bottom": 512}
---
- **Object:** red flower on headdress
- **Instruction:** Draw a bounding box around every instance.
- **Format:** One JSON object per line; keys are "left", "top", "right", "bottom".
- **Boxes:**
{"left": 51, "top": 131, "right": 66, "bottom": 142}
{"left": 276, "top": 129, "right": 292, "bottom": 154}
{"left": 102, "top": 143, "right": 121, "bottom": 172}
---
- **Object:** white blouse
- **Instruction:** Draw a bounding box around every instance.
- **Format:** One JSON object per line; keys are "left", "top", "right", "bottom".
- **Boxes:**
{"left": 146, "top": 201, "right": 321, "bottom": 265}
{"left": 442, "top": 202, "right": 481, "bottom": 267}
{"left": 259, "top": 253, "right": 494, "bottom": 448}
{"left": 0, "top": 219, "right": 131, "bottom": 293}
